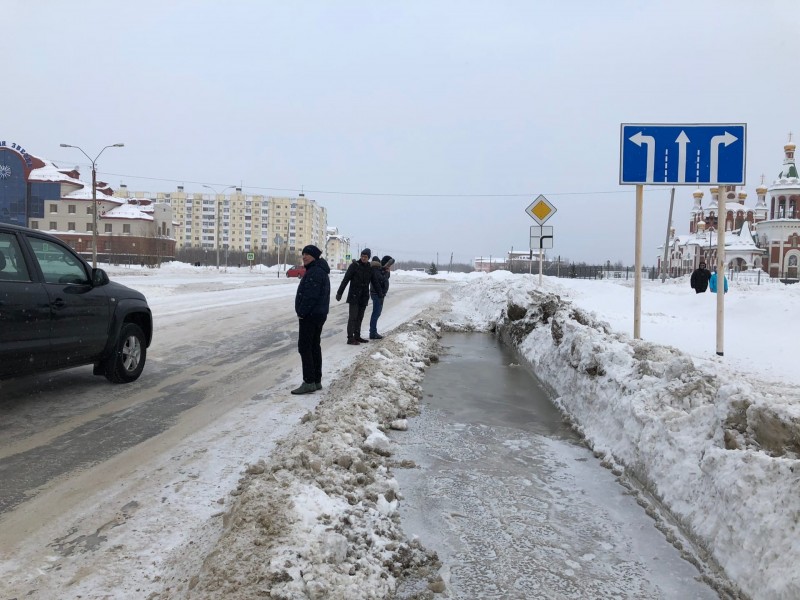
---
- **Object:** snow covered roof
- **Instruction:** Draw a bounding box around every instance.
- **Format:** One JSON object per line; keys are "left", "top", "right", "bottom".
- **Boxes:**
{"left": 23, "top": 153, "right": 160, "bottom": 223}
{"left": 661, "top": 223, "right": 764, "bottom": 255}
{"left": 27, "top": 159, "right": 84, "bottom": 186}
{"left": 103, "top": 204, "right": 154, "bottom": 221}
{"left": 63, "top": 186, "right": 123, "bottom": 204}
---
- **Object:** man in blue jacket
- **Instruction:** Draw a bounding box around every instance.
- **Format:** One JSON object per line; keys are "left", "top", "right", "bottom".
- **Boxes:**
{"left": 709, "top": 269, "right": 728, "bottom": 294}
{"left": 369, "top": 255, "right": 395, "bottom": 339}
{"left": 292, "top": 245, "right": 330, "bottom": 394}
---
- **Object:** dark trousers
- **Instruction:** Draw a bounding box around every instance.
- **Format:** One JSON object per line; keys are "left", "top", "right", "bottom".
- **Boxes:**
{"left": 369, "top": 294, "right": 384, "bottom": 336}
{"left": 298, "top": 313, "right": 327, "bottom": 383}
{"left": 347, "top": 301, "right": 367, "bottom": 339}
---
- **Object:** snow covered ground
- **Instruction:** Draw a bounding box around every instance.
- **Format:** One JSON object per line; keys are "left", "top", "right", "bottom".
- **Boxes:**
{"left": 1, "top": 264, "right": 797, "bottom": 599}
{"left": 443, "top": 271, "right": 800, "bottom": 600}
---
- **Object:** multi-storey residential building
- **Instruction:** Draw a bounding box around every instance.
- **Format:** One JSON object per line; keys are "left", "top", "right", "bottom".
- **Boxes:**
{"left": 266, "top": 195, "right": 327, "bottom": 256}
{"left": 117, "top": 187, "right": 328, "bottom": 260}
{"left": 325, "top": 226, "right": 351, "bottom": 270}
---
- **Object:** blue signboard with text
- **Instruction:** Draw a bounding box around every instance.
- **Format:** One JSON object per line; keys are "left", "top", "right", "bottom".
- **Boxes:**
{"left": 620, "top": 123, "right": 746, "bottom": 186}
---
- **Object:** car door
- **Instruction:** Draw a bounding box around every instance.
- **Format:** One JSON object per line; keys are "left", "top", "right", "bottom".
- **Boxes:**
{"left": 0, "top": 231, "right": 51, "bottom": 378}
{"left": 25, "top": 234, "right": 111, "bottom": 369}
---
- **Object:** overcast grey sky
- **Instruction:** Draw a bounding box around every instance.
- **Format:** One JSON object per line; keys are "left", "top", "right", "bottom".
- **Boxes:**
{"left": 6, "top": 1, "right": 798, "bottom": 265}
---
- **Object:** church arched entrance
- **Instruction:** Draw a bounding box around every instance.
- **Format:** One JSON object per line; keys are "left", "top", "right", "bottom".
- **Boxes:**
{"left": 786, "top": 253, "right": 799, "bottom": 279}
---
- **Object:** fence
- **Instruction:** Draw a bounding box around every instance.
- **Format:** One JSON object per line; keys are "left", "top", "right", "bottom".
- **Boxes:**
{"left": 509, "top": 263, "right": 795, "bottom": 285}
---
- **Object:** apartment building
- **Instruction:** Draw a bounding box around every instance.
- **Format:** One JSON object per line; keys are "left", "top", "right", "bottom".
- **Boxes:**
{"left": 325, "top": 226, "right": 351, "bottom": 270}
{"left": 116, "top": 186, "right": 327, "bottom": 256}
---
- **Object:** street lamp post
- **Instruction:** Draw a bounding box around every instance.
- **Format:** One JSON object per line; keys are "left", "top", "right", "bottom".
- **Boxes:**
{"left": 60, "top": 143, "right": 124, "bottom": 268}
{"left": 202, "top": 184, "right": 234, "bottom": 269}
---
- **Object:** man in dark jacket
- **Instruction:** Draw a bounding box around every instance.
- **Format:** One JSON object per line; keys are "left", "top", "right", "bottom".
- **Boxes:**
{"left": 369, "top": 255, "right": 395, "bottom": 339}
{"left": 336, "top": 248, "right": 373, "bottom": 344}
{"left": 292, "top": 245, "right": 331, "bottom": 394}
{"left": 690, "top": 261, "right": 711, "bottom": 293}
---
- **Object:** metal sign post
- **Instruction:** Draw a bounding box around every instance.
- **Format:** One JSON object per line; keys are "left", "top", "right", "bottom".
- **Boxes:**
{"left": 634, "top": 185, "right": 643, "bottom": 339}
{"left": 530, "top": 225, "right": 554, "bottom": 286}
{"left": 620, "top": 123, "right": 746, "bottom": 348}
{"left": 716, "top": 192, "right": 725, "bottom": 356}
{"left": 526, "top": 196, "right": 556, "bottom": 286}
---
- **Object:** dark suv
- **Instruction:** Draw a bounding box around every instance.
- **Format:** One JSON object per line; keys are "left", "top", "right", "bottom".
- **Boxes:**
{"left": 0, "top": 223, "right": 152, "bottom": 383}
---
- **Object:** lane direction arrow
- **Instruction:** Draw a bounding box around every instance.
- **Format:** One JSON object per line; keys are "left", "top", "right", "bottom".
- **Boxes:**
{"left": 629, "top": 131, "right": 656, "bottom": 183}
{"left": 709, "top": 131, "right": 739, "bottom": 184}
{"left": 675, "top": 130, "right": 690, "bottom": 183}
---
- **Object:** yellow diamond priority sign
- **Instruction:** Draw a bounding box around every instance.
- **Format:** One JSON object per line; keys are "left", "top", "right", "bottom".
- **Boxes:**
{"left": 525, "top": 194, "right": 556, "bottom": 225}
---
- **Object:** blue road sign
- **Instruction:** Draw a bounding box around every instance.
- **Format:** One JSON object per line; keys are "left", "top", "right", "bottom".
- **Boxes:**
{"left": 620, "top": 123, "right": 746, "bottom": 186}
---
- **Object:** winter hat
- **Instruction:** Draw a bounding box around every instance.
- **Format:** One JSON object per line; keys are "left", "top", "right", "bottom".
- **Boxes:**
{"left": 371, "top": 255, "right": 380, "bottom": 262}
{"left": 381, "top": 255, "right": 395, "bottom": 267}
{"left": 301, "top": 245, "right": 322, "bottom": 259}
{"left": 361, "top": 248, "right": 371, "bottom": 257}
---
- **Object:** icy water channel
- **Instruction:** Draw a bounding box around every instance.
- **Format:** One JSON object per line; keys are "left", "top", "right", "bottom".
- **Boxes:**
{"left": 394, "top": 332, "right": 720, "bottom": 600}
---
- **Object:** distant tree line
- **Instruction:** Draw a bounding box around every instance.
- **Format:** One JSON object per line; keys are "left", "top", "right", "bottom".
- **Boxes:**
{"left": 394, "top": 259, "right": 474, "bottom": 273}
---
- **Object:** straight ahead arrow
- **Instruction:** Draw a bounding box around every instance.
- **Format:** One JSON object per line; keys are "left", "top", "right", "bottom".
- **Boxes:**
{"left": 675, "top": 131, "right": 690, "bottom": 183}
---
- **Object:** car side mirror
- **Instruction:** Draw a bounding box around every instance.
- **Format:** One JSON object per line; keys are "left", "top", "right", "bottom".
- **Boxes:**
{"left": 92, "top": 268, "right": 110, "bottom": 287}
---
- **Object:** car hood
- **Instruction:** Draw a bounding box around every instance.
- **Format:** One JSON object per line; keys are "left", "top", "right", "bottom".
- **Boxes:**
{"left": 104, "top": 279, "right": 148, "bottom": 303}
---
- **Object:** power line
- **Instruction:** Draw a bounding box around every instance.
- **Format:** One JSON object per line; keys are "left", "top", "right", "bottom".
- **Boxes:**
{"left": 96, "top": 170, "right": 657, "bottom": 199}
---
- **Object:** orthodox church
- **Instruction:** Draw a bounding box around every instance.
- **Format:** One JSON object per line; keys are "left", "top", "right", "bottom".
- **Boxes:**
{"left": 659, "top": 139, "right": 800, "bottom": 279}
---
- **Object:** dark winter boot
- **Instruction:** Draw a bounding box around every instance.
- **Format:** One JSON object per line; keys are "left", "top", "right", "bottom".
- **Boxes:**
{"left": 315, "top": 381, "right": 322, "bottom": 390}
{"left": 291, "top": 382, "right": 317, "bottom": 395}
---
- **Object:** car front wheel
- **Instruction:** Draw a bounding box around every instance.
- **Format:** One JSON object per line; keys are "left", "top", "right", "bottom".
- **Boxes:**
{"left": 103, "top": 323, "right": 147, "bottom": 383}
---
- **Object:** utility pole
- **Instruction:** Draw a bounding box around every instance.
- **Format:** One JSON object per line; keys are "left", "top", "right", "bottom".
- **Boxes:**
{"left": 661, "top": 187, "right": 675, "bottom": 282}
{"left": 60, "top": 142, "right": 125, "bottom": 268}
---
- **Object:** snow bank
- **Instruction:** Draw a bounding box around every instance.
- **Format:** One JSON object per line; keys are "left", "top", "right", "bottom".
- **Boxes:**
{"left": 164, "top": 322, "right": 445, "bottom": 599}
{"left": 444, "top": 273, "right": 800, "bottom": 600}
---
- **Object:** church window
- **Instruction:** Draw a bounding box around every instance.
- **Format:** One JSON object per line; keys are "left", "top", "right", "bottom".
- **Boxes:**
{"left": 790, "top": 256, "right": 798, "bottom": 266}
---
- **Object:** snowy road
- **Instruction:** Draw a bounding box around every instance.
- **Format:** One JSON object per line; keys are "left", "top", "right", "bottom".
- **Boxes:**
{"left": 1, "top": 267, "right": 771, "bottom": 599}
{"left": 0, "top": 270, "right": 444, "bottom": 597}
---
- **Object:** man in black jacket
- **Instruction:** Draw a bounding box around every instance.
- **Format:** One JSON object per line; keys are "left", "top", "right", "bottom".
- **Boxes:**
{"left": 690, "top": 261, "right": 711, "bottom": 293}
{"left": 292, "top": 245, "right": 331, "bottom": 394}
{"left": 336, "top": 248, "right": 372, "bottom": 345}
